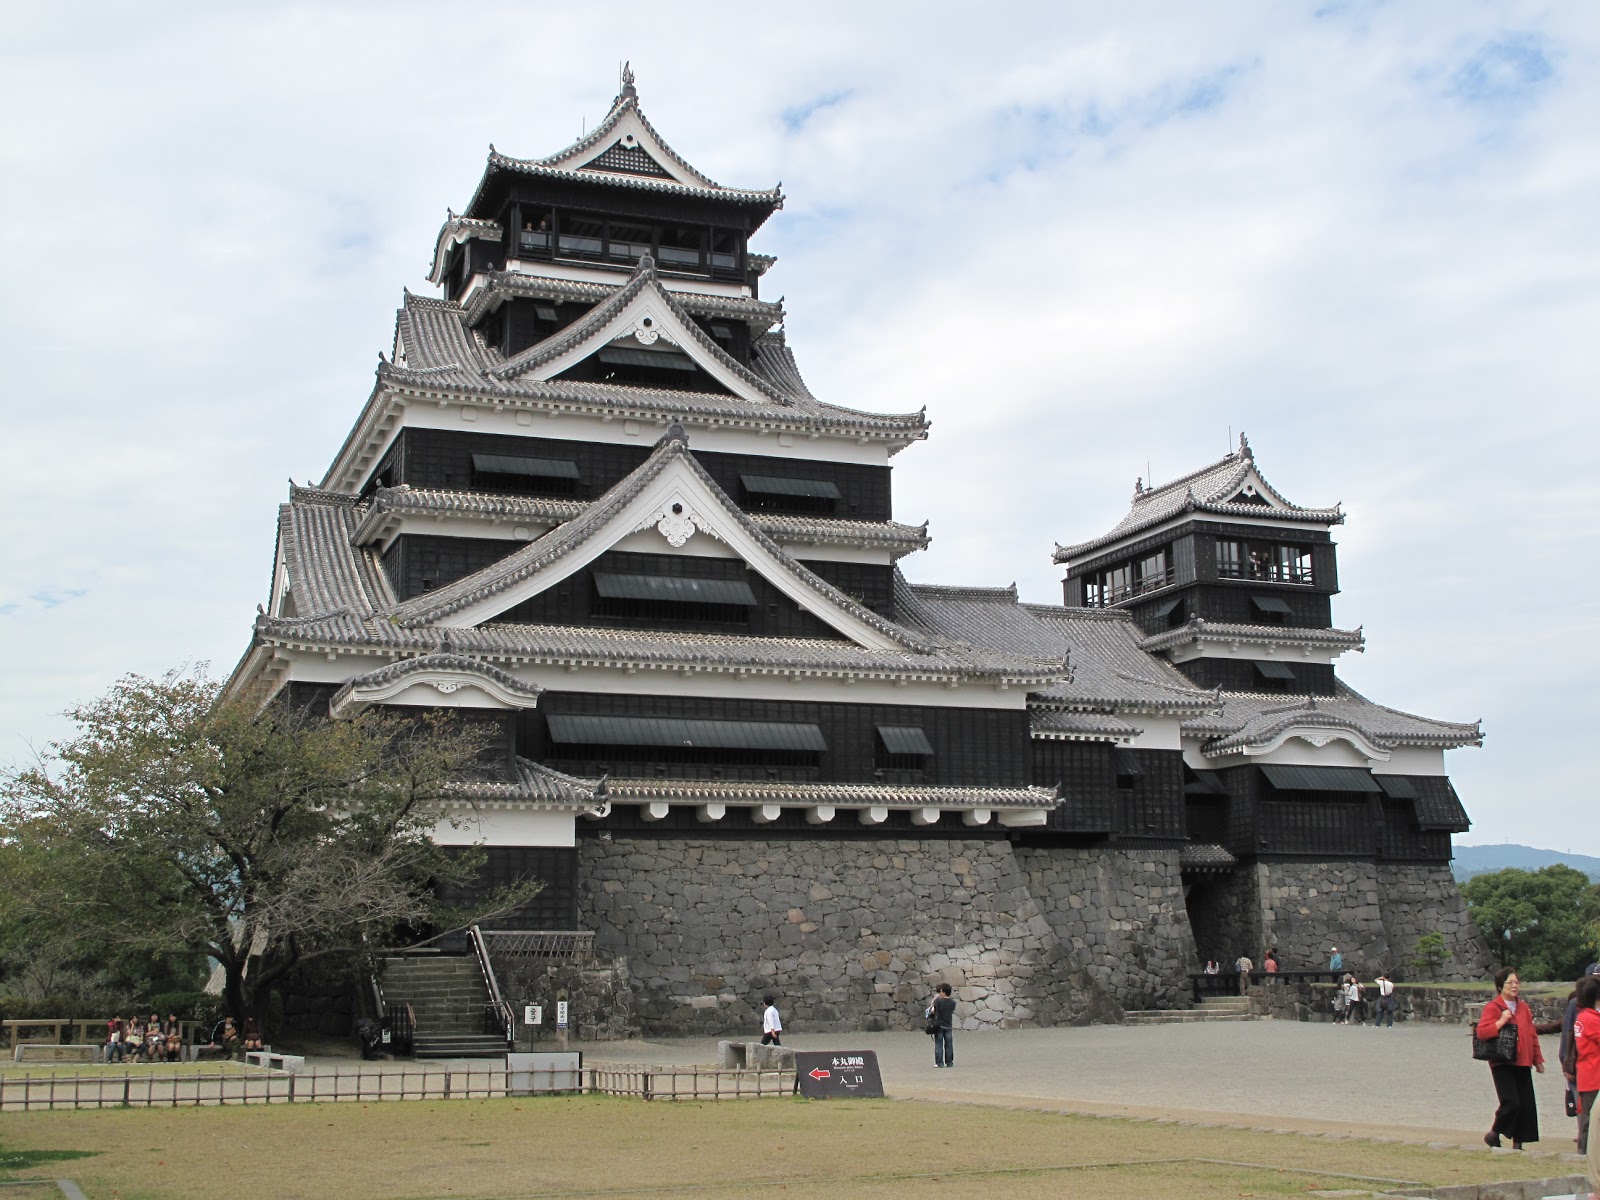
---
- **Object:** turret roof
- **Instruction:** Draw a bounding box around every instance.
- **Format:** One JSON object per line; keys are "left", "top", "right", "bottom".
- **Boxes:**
{"left": 249, "top": 439, "right": 1067, "bottom": 693}
{"left": 1054, "top": 433, "right": 1344, "bottom": 563}
{"left": 461, "top": 71, "right": 782, "bottom": 219}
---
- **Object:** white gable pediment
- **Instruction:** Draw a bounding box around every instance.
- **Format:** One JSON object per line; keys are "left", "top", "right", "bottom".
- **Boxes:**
{"left": 436, "top": 453, "right": 904, "bottom": 652}
{"left": 517, "top": 280, "right": 772, "bottom": 405}
{"left": 547, "top": 109, "right": 711, "bottom": 189}
{"left": 1223, "top": 467, "right": 1288, "bottom": 510}
{"left": 1238, "top": 724, "right": 1391, "bottom": 763}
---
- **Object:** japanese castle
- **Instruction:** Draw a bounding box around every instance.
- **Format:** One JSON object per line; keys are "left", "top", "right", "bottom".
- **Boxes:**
{"left": 228, "top": 70, "right": 1489, "bottom": 1036}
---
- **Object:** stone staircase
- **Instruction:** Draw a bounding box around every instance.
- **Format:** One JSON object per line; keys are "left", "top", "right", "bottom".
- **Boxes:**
{"left": 1122, "top": 996, "right": 1256, "bottom": 1025}
{"left": 381, "top": 953, "right": 507, "bottom": 1058}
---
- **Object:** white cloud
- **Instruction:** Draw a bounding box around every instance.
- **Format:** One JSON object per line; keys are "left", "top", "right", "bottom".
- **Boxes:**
{"left": 2, "top": 1, "right": 1596, "bottom": 850}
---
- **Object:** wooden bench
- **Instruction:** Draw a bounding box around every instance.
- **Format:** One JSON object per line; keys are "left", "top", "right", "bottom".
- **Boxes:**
{"left": 245, "top": 1050, "right": 305, "bottom": 1073}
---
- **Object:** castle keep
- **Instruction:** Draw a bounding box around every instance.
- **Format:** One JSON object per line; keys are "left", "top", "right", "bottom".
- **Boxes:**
{"left": 227, "top": 73, "right": 1489, "bottom": 1039}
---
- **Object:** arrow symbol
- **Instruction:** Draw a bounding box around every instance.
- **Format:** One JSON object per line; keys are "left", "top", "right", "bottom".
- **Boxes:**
{"left": 808, "top": 1068, "right": 831, "bottom": 1080}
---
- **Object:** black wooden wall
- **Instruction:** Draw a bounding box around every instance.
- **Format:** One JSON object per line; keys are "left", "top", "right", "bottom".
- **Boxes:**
{"left": 1193, "top": 765, "right": 1452, "bottom": 864}
{"left": 367, "top": 428, "right": 892, "bottom": 521}
{"left": 1176, "top": 658, "right": 1337, "bottom": 696}
{"left": 519, "top": 692, "right": 1030, "bottom": 787}
{"left": 1029, "top": 742, "right": 1185, "bottom": 840}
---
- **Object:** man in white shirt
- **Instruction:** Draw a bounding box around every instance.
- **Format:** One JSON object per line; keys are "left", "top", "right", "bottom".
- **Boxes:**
{"left": 1375, "top": 973, "right": 1397, "bottom": 1028}
{"left": 761, "top": 995, "right": 782, "bottom": 1046}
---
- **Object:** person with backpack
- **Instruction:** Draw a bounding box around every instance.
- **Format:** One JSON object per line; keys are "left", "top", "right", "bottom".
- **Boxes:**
{"left": 927, "top": 984, "right": 956, "bottom": 1068}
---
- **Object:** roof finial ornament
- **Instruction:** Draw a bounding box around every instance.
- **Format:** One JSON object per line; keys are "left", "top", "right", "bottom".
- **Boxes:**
{"left": 1133, "top": 476, "right": 1144, "bottom": 497}
{"left": 619, "top": 61, "right": 637, "bottom": 101}
{"left": 1238, "top": 430, "right": 1252, "bottom": 460}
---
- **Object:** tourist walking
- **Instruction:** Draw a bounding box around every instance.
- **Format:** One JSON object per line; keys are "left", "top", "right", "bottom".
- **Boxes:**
{"left": 1478, "top": 967, "right": 1546, "bottom": 1149}
{"left": 1329, "top": 947, "right": 1343, "bottom": 974}
{"left": 1203, "top": 959, "right": 1219, "bottom": 975}
{"left": 1264, "top": 950, "right": 1279, "bottom": 975}
{"left": 928, "top": 983, "right": 957, "bottom": 1068}
{"left": 1236, "top": 953, "right": 1254, "bottom": 995}
{"left": 760, "top": 995, "right": 782, "bottom": 1046}
{"left": 1567, "top": 973, "right": 1599, "bottom": 1155}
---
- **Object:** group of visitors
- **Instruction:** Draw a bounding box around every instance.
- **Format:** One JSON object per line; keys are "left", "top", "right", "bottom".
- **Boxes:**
{"left": 103, "top": 1013, "right": 181, "bottom": 1063}
{"left": 1332, "top": 972, "right": 1396, "bottom": 1026}
{"left": 101, "top": 1012, "right": 266, "bottom": 1063}
{"left": 1477, "top": 962, "right": 1600, "bottom": 1158}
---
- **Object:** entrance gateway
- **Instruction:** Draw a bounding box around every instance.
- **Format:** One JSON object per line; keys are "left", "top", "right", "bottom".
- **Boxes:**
{"left": 225, "top": 65, "right": 1491, "bottom": 1039}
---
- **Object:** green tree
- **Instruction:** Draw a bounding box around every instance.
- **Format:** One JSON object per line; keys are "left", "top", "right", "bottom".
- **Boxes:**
{"left": 1461, "top": 864, "right": 1600, "bottom": 981}
{"left": 0, "top": 669, "right": 535, "bottom": 1029}
{"left": 1409, "top": 931, "right": 1449, "bottom": 980}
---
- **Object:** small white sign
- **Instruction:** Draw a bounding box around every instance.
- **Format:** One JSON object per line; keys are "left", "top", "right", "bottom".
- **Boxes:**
{"left": 524, "top": 1005, "right": 543, "bottom": 1026}
{"left": 556, "top": 1001, "right": 569, "bottom": 1030}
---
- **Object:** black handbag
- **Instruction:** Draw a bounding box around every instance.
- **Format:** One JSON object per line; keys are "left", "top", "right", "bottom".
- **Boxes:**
{"left": 1471, "top": 1019, "right": 1518, "bottom": 1063}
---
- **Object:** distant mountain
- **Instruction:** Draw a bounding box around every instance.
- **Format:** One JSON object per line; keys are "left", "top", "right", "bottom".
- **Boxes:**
{"left": 1453, "top": 843, "right": 1600, "bottom": 883}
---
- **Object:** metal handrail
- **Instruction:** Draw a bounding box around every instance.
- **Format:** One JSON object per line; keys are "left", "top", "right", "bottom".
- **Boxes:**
{"left": 468, "top": 925, "right": 514, "bottom": 1046}
{"left": 479, "top": 930, "right": 596, "bottom": 962}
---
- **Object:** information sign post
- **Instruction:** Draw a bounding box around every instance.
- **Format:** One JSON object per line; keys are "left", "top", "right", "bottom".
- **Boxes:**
{"left": 792, "top": 1050, "right": 885, "bottom": 1098}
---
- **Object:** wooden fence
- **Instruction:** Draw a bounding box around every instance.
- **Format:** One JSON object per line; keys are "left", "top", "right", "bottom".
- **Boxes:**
{"left": 0, "top": 1063, "right": 793, "bottom": 1112}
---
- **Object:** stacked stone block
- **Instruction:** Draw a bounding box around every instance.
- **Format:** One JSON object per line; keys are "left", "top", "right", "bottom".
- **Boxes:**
{"left": 1376, "top": 863, "right": 1492, "bottom": 981}
{"left": 577, "top": 837, "right": 1120, "bottom": 1036}
{"left": 1015, "top": 847, "right": 1199, "bottom": 1009}
{"left": 1256, "top": 860, "right": 1393, "bottom": 972}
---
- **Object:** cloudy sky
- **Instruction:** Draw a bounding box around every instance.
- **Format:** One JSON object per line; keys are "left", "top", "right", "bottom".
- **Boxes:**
{"left": 2, "top": 3, "right": 1595, "bottom": 852}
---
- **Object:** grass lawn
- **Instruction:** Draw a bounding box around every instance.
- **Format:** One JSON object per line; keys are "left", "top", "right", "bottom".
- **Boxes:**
{"left": 0, "top": 1094, "right": 1579, "bottom": 1200}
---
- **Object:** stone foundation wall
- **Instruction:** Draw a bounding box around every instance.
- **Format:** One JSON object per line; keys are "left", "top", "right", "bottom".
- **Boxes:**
{"left": 498, "top": 958, "right": 635, "bottom": 1045}
{"left": 1015, "top": 847, "right": 1198, "bottom": 1010}
{"left": 1251, "top": 980, "right": 1565, "bottom": 1027}
{"left": 1257, "top": 860, "right": 1393, "bottom": 974}
{"left": 1184, "top": 867, "right": 1264, "bottom": 970}
{"left": 1376, "top": 864, "right": 1492, "bottom": 981}
{"left": 577, "top": 837, "right": 1120, "bottom": 1036}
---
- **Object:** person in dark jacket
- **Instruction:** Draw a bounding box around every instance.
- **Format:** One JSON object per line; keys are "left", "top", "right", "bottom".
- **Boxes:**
{"left": 927, "top": 984, "right": 956, "bottom": 1068}
{"left": 1478, "top": 967, "right": 1547, "bottom": 1149}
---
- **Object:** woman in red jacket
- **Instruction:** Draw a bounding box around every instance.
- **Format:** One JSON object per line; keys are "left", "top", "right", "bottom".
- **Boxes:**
{"left": 1478, "top": 967, "right": 1546, "bottom": 1149}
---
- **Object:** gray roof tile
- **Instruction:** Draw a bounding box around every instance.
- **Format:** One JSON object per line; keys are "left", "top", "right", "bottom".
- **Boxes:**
{"left": 1184, "top": 684, "right": 1483, "bottom": 754}
{"left": 894, "top": 581, "right": 1218, "bottom": 713}
{"left": 1054, "top": 435, "right": 1344, "bottom": 563}
{"left": 592, "top": 777, "right": 1057, "bottom": 810}
{"left": 1139, "top": 620, "right": 1366, "bottom": 655}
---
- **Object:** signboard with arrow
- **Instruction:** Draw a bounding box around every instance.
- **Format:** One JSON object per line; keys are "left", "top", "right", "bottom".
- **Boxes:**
{"left": 792, "top": 1050, "right": 884, "bottom": 1098}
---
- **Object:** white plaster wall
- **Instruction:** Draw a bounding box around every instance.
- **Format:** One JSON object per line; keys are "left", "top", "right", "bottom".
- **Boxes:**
{"left": 431, "top": 807, "right": 575, "bottom": 847}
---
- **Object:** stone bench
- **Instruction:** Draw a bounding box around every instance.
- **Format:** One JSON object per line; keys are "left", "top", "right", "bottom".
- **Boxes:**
{"left": 718, "top": 1041, "right": 794, "bottom": 1071}
{"left": 245, "top": 1050, "right": 305, "bottom": 1073}
{"left": 14, "top": 1042, "right": 97, "bottom": 1064}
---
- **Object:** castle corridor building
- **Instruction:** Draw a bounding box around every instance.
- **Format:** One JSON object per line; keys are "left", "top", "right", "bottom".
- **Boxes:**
{"left": 226, "top": 73, "right": 1489, "bottom": 1036}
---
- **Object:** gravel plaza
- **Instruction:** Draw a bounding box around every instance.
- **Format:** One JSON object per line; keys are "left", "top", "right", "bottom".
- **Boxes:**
{"left": 578, "top": 1018, "right": 1581, "bottom": 1151}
